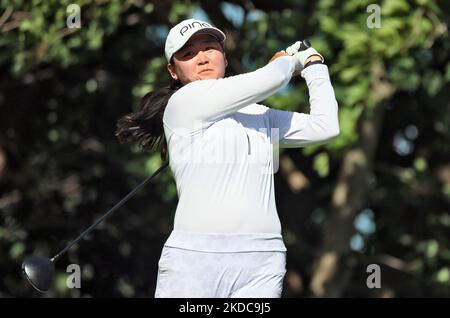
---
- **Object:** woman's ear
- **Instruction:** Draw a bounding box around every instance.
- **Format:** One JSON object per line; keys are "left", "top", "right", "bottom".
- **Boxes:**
{"left": 224, "top": 53, "right": 228, "bottom": 68}
{"left": 167, "top": 63, "right": 178, "bottom": 81}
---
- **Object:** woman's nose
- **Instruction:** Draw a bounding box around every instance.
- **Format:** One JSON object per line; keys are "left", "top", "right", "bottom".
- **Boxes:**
{"left": 196, "top": 50, "right": 209, "bottom": 64}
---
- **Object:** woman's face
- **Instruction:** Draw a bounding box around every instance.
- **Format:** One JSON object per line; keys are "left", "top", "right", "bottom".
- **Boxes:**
{"left": 167, "top": 33, "right": 228, "bottom": 85}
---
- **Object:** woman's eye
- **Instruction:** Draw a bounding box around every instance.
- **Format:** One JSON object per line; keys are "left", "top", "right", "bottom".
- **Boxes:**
{"left": 184, "top": 51, "right": 194, "bottom": 57}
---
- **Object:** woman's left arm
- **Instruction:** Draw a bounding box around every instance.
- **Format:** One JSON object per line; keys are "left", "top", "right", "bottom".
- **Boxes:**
{"left": 268, "top": 63, "right": 340, "bottom": 148}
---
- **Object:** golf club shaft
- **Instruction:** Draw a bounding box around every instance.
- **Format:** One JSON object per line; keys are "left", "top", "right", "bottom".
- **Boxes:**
{"left": 51, "top": 161, "right": 169, "bottom": 263}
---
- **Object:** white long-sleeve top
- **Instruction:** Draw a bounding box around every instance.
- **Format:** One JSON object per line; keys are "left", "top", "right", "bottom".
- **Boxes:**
{"left": 162, "top": 56, "right": 339, "bottom": 241}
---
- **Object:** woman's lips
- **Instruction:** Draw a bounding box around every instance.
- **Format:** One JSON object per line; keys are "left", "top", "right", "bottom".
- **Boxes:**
{"left": 199, "top": 69, "right": 213, "bottom": 74}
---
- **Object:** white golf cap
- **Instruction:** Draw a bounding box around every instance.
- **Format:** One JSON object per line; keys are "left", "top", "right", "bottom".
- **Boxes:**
{"left": 165, "top": 18, "right": 226, "bottom": 62}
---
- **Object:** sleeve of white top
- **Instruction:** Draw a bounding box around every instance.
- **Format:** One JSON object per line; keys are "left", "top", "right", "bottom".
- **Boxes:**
{"left": 163, "top": 56, "right": 295, "bottom": 130}
{"left": 268, "top": 64, "right": 340, "bottom": 148}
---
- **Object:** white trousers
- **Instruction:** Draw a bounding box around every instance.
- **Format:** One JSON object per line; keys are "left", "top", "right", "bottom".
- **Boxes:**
{"left": 154, "top": 246, "right": 286, "bottom": 298}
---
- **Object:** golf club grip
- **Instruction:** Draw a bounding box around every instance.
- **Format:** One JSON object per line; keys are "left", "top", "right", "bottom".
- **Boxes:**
{"left": 298, "top": 39, "right": 311, "bottom": 51}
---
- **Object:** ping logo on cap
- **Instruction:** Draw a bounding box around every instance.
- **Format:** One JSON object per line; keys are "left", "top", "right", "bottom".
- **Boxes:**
{"left": 179, "top": 21, "right": 212, "bottom": 36}
{"left": 165, "top": 18, "right": 226, "bottom": 61}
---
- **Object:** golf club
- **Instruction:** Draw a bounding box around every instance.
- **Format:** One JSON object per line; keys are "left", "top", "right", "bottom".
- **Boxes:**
{"left": 298, "top": 39, "right": 311, "bottom": 51}
{"left": 22, "top": 161, "right": 169, "bottom": 293}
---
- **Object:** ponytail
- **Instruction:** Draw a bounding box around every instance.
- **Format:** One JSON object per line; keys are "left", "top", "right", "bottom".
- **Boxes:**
{"left": 115, "top": 80, "right": 182, "bottom": 161}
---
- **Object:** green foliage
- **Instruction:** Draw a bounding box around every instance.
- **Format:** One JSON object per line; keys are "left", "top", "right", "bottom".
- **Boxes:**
{"left": 313, "top": 152, "right": 330, "bottom": 177}
{"left": 3, "top": 0, "right": 123, "bottom": 75}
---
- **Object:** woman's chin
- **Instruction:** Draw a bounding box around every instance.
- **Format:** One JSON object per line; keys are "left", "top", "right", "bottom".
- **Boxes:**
{"left": 199, "top": 74, "right": 220, "bottom": 81}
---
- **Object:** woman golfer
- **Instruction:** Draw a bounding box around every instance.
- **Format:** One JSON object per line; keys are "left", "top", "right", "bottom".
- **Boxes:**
{"left": 116, "top": 18, "right": 339, "bottom": 298}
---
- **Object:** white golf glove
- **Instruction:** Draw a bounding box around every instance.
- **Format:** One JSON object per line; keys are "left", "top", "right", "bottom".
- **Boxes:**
{"left": 285, "top": 41, "right": 304, "bottom": 55}
{"left": 284, "top": 41, "right": 324, "bottom": 71}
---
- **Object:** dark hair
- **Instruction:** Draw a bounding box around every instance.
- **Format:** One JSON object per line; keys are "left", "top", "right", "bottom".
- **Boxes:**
{"left": 115, "top": 80, "right": 182, "bottom": 161}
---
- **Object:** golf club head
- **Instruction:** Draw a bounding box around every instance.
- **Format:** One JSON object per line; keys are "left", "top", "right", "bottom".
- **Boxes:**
{"left": 22, "top": 256, "right": 54, "bottom": 293}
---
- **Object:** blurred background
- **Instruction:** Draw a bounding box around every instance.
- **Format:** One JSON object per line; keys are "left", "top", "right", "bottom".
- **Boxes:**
{"left": 0, "top": 0, "right": 449, "bottom": 298}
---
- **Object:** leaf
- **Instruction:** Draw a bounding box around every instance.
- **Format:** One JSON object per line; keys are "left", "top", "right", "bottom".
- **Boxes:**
{"left": 345, "top": 79, "right": 370, "bottom": 106}
{"left": 382, "top": 0, "right": 411, "bottom": 15}
{"left": 414, "top": 157, "right": 427, "bottom": 172}
{"left": 422, "top": 71, "right": 443, "bottom": 96}
{"left": 340, "top": 65, "right": 364, "bottom": 83}
{"left": 313, "top": 152, "right": 330, "bottom": 177}
{"left": 436, "top": 267, "right": 450, "bottom": 284}
{"left": 9, "top": 242, "right": 25, "bottom": 259}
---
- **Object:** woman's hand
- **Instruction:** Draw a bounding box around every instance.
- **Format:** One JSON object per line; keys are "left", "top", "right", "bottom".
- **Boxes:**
{"left": 268, "top": 51, "right": 289, "bottom": 63}
{"left": 284, "top": 40, "right": 324, "bottom": 71}
{"left": 267, "top": 44, "right": 324, "bottom": 76}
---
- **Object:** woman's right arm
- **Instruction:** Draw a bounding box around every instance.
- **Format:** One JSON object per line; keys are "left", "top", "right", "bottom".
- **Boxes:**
{"left": 164, "top": 56, "right": 295, "bottom": 129}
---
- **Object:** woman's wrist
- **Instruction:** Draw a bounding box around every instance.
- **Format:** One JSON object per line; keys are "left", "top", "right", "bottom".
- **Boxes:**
{"left": 304, "top": 54, "right": 322, "bottom": 65}
{"left": 303, "top": 55, "right": 324, "bottom": 69}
